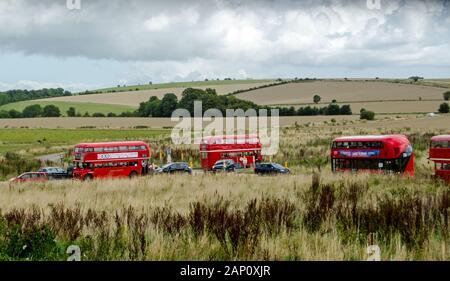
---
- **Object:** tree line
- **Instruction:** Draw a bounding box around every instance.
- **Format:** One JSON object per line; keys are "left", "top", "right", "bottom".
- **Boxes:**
{"left": 137, "top": 88, "right": 353, "bottom": 117}
{"left": 0, "top": 88, "right": 71, "bottom": 106}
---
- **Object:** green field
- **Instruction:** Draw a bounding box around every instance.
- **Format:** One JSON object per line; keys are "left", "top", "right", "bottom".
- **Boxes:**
{"left": 0, "top": 101, "right": 136, "bottom": 116}
{"left": 93, "top": 79, "right": 274, "bottom": 93}
{"left": 0, "top": 128, "right": 169, "bottom": 153}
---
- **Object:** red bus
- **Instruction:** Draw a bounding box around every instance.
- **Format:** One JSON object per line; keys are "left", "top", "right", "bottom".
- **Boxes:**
{"left": 200, "top": 134, "right": 262, "bottom": 170}
{"left": 429, "top": 135, "right": 450, "bottom": 182}
{"left": 72, "top": 141, "right": 150, "bottom": 180}
{"left": 331, "top": 135, "right": 414, "bottom": 176}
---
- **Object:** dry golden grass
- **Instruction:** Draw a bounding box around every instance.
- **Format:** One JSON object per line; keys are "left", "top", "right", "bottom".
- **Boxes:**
{"left": 41, "top": 83, "right": 272, "bottom": 107}
{"left": 0, "top": 172, "right": 448, "bottom": 261}
{"left": 1, "top": 114, "right": 449, "bottom": 129}
{"left": 0, "top": 125, "right": 448, "bottom": 261}
{"left": 236, "top": 81, "right": 445, "bottom": 105}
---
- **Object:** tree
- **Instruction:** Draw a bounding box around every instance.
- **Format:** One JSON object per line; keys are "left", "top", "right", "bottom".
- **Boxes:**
{"left": 8, "top": 109, "right": 22, "bottom": 118}
{"left": 107, "top": 112, "right": 117, "bottom": 117}
{"left": 438, "top": 103, "right": 450, "bottom": 113}
{"left": 409, "top": 76, "right": 423, "bottom": 82}
{"left": 0, "top": 110, "right": 9, "bottom": 118}
{"left": 313, "top": 95, "right": 321, "bottom": 104}
{"left": 83, "top": 112, "right": 90, "bottom": 117}
{"left": 325, "top": 103, "right": 341, "bottom": 115}
{"left": 443, "top": 91, "right": 450, "bottom": 101}
{"left": 67, "top": 107, "right": 76, "bottom": 117}
{"left": 360, "top": 109, "right": 375, "bottom": 120}
{"left": 42, "top": 105, "right": 61, "bottom": 117}
{"left": 92, "top": 112, "right": 106, "bottom": 117}
{"left": 160, "top": 93, "right": 178, "bottom": 117}
{"left": 339, "top": 105, "right": 352, "bottom": 115}
{"left": 22, "top": 104, "right": 42, "bottom": 118}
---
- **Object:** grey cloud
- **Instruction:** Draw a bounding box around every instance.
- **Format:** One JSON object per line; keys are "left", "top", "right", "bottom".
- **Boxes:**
{"left": 0, "top": 0, "right": 449, "bottom": 84}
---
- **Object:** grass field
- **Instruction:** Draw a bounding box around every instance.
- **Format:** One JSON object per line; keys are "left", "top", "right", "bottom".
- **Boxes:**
{"left": 0, "top": 101, "right": 136, "bottom": 115}
{"left": 0, "top": 124, "right": 448, "bottom": 261}
{"left": 42, "top": 81, "right": 275, "bottom": 107}
{"left": 0, "top": 78, "right": 449, "bottom": 261}
{"left": 0, "top": 128, "right": 169, "bottom": 153}
{"left": 236, "top": 81, "right": 446, "bottom": 106}
{"left": 34, "top": 79, "right": 449, "bottom": 114}
{"left": 94, "top": 79, "right": 274, "bottom": 93}
{"left": 281, "top": 100, "right": 445, "bottom": 114}
{"left": 0, "top": 114, "right": 449, "bottom": 129}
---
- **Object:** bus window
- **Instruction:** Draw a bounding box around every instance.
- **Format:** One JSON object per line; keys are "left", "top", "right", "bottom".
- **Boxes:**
{"left": 75, "top": 147, "right": 84, "bottom": 153}
{"left": 432, "top": 141, "right": 449, "bottom": 148}
{"left": 94, "top": 147, "right": 104, "bottom": 152}
{"left": 119, "top": 146, "right": 128, "bottom": 151}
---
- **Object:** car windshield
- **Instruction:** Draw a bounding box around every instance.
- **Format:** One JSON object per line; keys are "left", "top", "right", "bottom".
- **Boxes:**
{"left": 161, "top": 164, "right": 173, "bottom": 169}
{"left": 272, "top": 163, "right": 285, "bottom": 169}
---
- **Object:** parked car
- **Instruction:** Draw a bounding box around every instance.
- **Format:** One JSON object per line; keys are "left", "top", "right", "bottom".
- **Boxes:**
{"left": 212, "top": 159, "right": 236, "bottom": 173}
{"left": 38, "top": 167, "right": 69, "bottom": 179}
{"left": 155, "top": 162, "right": 192, "bottom": 174}
{"left": 9, "top": 172, "right": 49, "bottom": 185}
{"left": 254, "top": 163, "right": 290, "bottom": 175}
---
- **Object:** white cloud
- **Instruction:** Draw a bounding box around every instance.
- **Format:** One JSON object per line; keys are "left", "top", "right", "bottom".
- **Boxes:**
{"left": 144, "top": 14, "right": 171, "bottom": 31}
{"left": 0, "top": 80, "right": 102, "bottom": 92}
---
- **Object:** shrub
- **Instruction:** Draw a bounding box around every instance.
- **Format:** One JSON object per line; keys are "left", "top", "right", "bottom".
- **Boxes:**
{"left": 444, "top": 91, "right": 450, "bottom": 101}
{"left": 42, "top": 105, "right": 61, "bottom": 117}
{"left": 438, "top": 103, "right": 449, "bottom": 113}
{"left": 22, "top": 104, "right": 42, "bottom": 118}
{"left": 313, "top": 95, "right": 321, "bottom": 104}
{"left": 360, "top": 109, "right": 375, "bottom": 120}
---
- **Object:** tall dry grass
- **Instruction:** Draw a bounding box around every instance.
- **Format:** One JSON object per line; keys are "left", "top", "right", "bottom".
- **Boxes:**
{"left": 0, "top": 172, "right": 448, "bottom": 261}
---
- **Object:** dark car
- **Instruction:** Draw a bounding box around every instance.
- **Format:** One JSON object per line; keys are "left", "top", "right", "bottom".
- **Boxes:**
{"left": 254, "top": 163, "right": 290, "bottom": 175}
{"left": 38, "top": 167, "right": 69, "bottom": 180}
{"left": 212, "top": 159, "right": 236, "bottom": 173}
{"left": 155, "top": 162, "right": 192, "bottom": 174}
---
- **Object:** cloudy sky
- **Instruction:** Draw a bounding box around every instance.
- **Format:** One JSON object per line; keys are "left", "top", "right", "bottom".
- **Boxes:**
{"left": 0, "top": 0, "right": 449, "bottom": 92}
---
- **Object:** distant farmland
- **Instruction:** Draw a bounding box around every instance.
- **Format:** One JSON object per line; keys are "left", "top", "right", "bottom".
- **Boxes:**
{"left": 0, "top": 100, "right": 136, "bottom": 115}
{"left": 94, "top": 79, "right": 274, "bottom": 93}
{"left": 1, "top": 115, "right": 450, "bottom": 130}
{"left": 235, "top": 81, "right": 446, "bottom": 106}
{"left": 34, "top": 80, "right": 450, "bottom": 114}
{"left": 40, "top": 81, "right": 275, "bottom": 107}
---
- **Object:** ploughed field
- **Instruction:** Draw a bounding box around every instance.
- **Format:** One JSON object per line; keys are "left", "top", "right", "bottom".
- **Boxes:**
{"left": 1, "top": 114, "right": 450, "bottom": 130}
{"left": 39, "top": 82, "right": 273, "bottom": 107}
{"left": 0, "top": 124, "right": 449, "bottom": 260}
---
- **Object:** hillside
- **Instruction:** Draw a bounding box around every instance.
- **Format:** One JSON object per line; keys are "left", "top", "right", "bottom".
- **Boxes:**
{"left": 39, "top": 81, "right": 275, "bottom": 107}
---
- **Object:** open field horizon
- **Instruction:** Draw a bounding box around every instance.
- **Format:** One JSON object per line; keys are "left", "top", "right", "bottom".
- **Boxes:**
{"left": 1, "top": 79, "right": 443, "bottom": 116}
{"left": 0, "top": 114, "right": 449, "bottom": 129}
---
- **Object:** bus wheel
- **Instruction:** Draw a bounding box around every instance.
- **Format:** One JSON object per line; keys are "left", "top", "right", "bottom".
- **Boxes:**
{"left": 84, "top": 174, "right": 93, "bottom": 181}
{"left": 129, "top": 171, "right": 138, "bottom": 178}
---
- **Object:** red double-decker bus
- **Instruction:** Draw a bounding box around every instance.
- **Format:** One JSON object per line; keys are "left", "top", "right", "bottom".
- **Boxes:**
{"left": 429, "top": 135, "right": 450, "bottom": 182}
{"left": 331, "top": 135, "right": 414, "bottom": 176}
{"left": 72, "top": 141, "right": 150, "bottom": 180}
{"left": 200, "top": 134, "right": 262, "bottom": 170}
